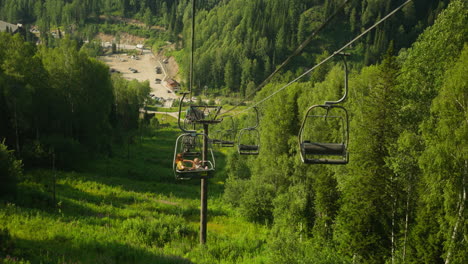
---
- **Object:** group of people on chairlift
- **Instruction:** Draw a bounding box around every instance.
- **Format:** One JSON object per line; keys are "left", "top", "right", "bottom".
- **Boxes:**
{"left": 175, "top": 153, "right": 208, "bottom": 171}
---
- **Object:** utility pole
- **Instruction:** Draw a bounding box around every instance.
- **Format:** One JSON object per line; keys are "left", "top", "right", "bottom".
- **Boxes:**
{"left": 176, "top": 93, "right": 217, "bottom": 245}
{"left": 200, "top": 123, "right": 209, "bottom": 244}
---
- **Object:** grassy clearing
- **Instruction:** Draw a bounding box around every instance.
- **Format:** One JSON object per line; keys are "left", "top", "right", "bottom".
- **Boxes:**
{"left": 0, "top": 126, "right": 268, "bottom": 263}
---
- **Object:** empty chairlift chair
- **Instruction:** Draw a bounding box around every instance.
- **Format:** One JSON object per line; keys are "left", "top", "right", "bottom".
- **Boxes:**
{"left": 220, "top": 129, "right": 235, "bottom": 147}
{"left": 212, "top": 115, "right": 235, "bottom": 147}
{"left": 298, "top": 105, "right": 349, "bottom": 164}
{"left": 181, "top": 134, "right": 201, "bottom": 157}
{"left": 238, "top": 128, "right": 260, "bottom": 155}
{"left": 298, "top": 53, "right": 350, "bottom": 165}
{"left": 238, "top": 107, "right": 260, "bottom": 155}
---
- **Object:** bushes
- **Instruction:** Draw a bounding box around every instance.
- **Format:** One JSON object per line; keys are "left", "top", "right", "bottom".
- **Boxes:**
{"left": 121, "top": 215, "right": 195, "bottom": 247}
{"left": 0, "top": 227, "right": 14, "bottom": 257}
{"left": 223, "top": 178, "right": 249, "bottom": 207}
{"left": 239, "top": 182, "right": 275, "bottom": 224}
{"left": 42, "top": 135, "right": 88, "bottom": 170}
{"left": 0, "top": 141, "right": 22, "bottom": 200}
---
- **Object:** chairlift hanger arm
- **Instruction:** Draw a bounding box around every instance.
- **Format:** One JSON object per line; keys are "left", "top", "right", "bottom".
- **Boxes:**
{"left": 252, "top": 107, "right": 259, "bottom": 129}
{"left": 178, "top": 92, "right": 196, "bottom": 133}
{"left": 325, "top": 53, "right": 349, "bottom": 105}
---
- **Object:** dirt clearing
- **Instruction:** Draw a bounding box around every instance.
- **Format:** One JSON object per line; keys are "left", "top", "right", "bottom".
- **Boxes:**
{"left": 101, "top": 47, "right": 179, "bottom": 107}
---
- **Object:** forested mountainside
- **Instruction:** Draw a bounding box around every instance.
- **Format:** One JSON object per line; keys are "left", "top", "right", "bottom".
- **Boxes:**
{"left": 0, "top": 0, "right": 450, "bottom": 94}
{"left": 1, "top": 0, "right": 467, "bottom": 263}
{"left": 0, "top": 0, "right": 211, "bottom": 38}
{"left": 182, "top": 0, "right": 450, "bottom": 95}
{"left": 222, "top": 1, "right": 467, "bottom": 263}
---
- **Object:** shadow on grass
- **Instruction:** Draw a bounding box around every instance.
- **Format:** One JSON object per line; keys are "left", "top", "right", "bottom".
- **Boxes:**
{"left": 16, "top": 127, "right": 230, "bottom": 227}
{"left": 12, "top": 237, "right": 194, "bottom": 264}
{"left": 16, "top": 178, "right": 228, "bottom": 224}
{"left": 81, "top": 128, "right": 230, "bottom": 201}
{"left": 57, "top": 181, "right": 228, "bottom": 220}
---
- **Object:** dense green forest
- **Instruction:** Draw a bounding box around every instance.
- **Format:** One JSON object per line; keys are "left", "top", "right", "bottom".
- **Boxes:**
{"left": 223, "top": 1, "right": 467, "bottom": 263}
{"left": 0, "top": 0, "right": 217, "bottom": 46}
{"left": 1, "top": 0, "right": 467, "bottom": 263}
{"left": 0, "top": 33, "right": 151, "bottom": 172}
{"left": 0, "top": 0, "right": 450, "bottom": 93}
{"left": 181, "top": 0, "right": 450, "bottom": 95}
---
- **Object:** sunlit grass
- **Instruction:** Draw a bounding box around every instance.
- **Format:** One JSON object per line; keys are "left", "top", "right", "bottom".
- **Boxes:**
{"left": 0, "top": 126, "right": 268, "bottom": 264}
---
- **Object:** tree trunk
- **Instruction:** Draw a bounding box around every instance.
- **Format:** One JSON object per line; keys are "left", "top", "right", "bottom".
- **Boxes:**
{"left": 14, "top": 99, "right": 20, "bottom": 155}
{"left": 391, "top": 186, "right": 397, "bottom": 264}
{"left": 444, "top": 160, "right": 467, "bottom": 264}
{"left": 402, "top": 182, "right": 411, "bottom": 263}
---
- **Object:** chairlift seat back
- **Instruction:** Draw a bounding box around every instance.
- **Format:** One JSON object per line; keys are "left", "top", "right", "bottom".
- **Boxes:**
{"left": 239, "top": 144, "right": 259, "bottom": 151}
{"left": 303, "top": 158, "right": 348, "bottom": 165}
{"left": 182, "top": 151, "right": 201, "bottom": 158}
{"left": 238, "top": 144, "right": 259, "bottom": 155}
{"left": 301, "top": 142, "right": 345, "bottom": 156}
{"left": 221, "top": 140, "right": 235, "bottom": 147}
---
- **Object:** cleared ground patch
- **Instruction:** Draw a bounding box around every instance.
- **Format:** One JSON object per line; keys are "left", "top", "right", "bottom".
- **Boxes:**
{"left": 101, "top": 47, "right": 179, "bottom": 107}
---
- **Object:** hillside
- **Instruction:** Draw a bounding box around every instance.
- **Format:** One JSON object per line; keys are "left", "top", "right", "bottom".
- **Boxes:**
{"left": 1, "top": 0, "right": 467, "bottom": 263}
{"left": 1, "top": 121, "right": 269, "bottom": 264}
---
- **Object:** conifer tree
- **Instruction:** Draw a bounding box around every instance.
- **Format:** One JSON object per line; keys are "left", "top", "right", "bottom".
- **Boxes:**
{"left": 334, "top": 46, "right": 400, "bottom": 263}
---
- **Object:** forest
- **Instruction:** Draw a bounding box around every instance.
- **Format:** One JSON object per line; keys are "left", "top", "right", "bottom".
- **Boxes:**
{"left": 1, "top": 0, "right": 467, "bottom": 263}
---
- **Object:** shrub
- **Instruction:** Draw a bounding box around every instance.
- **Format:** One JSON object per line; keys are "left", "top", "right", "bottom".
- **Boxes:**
{"left": 239, "top": 181, "right": 275, "bottom": 224}
{"left": 0, "top": 228, "right": 14, "bottom": 257}
{"left": 121, "top": 216, "right": 194, "bottom": 247}
{"left": 223, "top": 178, "right": 249, "bottom": 207}
{"left": 42, "top": 135, "right": 88, "bottom": 170}
{"left": 21, "top": 140, "right": 50, "bottom": 168}
{"left": 0, "top": 141, "right": 22, "bottom": 200}
{"left": 150, "top": 116, "right": 160, "bottom": 129}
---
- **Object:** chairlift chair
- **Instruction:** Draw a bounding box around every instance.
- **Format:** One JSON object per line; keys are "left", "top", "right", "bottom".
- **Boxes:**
{"left": 212, "top": 115, "right": 236, "bottom": 147}
{"left": 210, "top": 130, "right": 223, "bottom": 145}
{"left": 173, "top": 133, "right": 216, "bottom": 180}
{"left": 220, "top": 129, "right": 235, "bottom": 147}
{"left": 298, "top": 53, "right": 350, "bottom": 165}
{"left": 238, "top": 128, "right": 260, "bottom": 155}
{"left": 238, "top": 107, "right": 260, "bottom": 155}
{"left": 181, "top": 134, "right": 201, "bottom": 157}
{"left": 298, "top": 105, "right": 349, "bottom": 164}
{"left": 173, "top": 92, "right": 218, "bottom": 180}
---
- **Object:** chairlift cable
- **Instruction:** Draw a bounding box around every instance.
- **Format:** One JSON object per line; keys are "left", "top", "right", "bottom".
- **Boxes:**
{"left": 227, "top": 0, "right": 413, "bottom": 118}
{"left": 221, "top": 0, "right": 351, "bottom": 116}
{"left": 189, "top": 0, "right": 196, "bottom": 103}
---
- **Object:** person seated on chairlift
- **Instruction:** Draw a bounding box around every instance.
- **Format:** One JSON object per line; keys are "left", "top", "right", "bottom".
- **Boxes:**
{"left": 193, "top": 158, "right": 208, "bottom": 170}
{"left": 175, "top": 153, "right": 194, "bottom": 171}
{"left": 175, "top": 154, "right": 208, "bottom": 171}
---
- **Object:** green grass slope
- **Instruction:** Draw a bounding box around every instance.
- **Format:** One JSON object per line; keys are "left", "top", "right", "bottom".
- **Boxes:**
{"left": 0, "top": 124, "right": 268, "bottom": 264}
